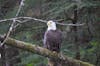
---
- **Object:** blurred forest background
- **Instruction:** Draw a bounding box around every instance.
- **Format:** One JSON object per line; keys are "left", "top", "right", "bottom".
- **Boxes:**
{"left": 0, "top": 0, "right": 100, "bottom": 66}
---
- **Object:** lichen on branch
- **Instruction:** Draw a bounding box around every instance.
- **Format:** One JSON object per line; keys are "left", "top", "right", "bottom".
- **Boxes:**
{"left": 0, "top": 35, "right": 94, "bottom": 66}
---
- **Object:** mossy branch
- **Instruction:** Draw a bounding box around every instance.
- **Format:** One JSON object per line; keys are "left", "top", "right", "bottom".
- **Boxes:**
{"left": 0, "top": 35, "right": 94, "bottom": 66}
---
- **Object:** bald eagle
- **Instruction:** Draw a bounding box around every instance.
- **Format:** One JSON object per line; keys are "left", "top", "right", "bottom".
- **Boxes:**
{"left": 43, "top": 20, "right": 62, "bottom": 53}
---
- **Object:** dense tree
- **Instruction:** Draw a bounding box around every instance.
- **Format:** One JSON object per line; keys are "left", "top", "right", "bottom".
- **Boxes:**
{"left": 0, "top": 0, "right": 100, "bottom": 66}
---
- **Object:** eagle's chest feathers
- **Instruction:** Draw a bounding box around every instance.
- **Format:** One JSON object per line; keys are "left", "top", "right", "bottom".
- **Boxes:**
{"left": 46, "top": 30, "right": 61, "bottom": 40}
{"left": 44, "top": 29, "right": 62, "bottom": 52}
{"left": 48, "top": 30, "right": 57, "bottom": 36}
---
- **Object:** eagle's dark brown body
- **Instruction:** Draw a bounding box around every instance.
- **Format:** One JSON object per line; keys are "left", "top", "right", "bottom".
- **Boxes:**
{"left": 43, "top": 29, "right": 62, "bottom": 53}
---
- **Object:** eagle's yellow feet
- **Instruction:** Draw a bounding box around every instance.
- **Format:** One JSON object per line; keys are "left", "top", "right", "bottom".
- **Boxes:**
{"left": 59, "top": 52, "right": 66, "bottom": 60}
{"left": 52, "top": 51, "right": 56, "bottom": 54}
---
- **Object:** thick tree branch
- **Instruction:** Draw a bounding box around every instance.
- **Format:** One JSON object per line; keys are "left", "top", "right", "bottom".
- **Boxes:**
{"left": 0, "top": 35, "right": 94, "bottom": 66}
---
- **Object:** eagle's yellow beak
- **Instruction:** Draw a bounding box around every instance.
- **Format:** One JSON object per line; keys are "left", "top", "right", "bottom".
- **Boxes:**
{"left": 47, "top": 21, "right": 52, "bottom": 27}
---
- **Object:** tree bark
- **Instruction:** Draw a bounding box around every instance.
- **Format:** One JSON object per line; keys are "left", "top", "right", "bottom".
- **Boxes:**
{"left": 0, "top": 35, "right": 94, "bottom": 66}
{"left": 72, "top": 5, "right": 80, "bottom": 60}
{"left": 0, "top": 45, "right": 6, "bottom": 66}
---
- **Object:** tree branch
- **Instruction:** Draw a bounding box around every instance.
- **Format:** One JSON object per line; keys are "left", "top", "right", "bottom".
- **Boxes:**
{"left": 0, "top": 17, "right": 85, "bottom": 26}
{"left": 0, "top": 35, "right": 94, "bottom": 66}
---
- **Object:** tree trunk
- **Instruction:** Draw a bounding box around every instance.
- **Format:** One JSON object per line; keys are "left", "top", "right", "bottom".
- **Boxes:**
{"left": 0, "top": 45, "right": 6, "bottom": 66}
{"left": 72, "top": 5, "right": 80, "bottom": 60}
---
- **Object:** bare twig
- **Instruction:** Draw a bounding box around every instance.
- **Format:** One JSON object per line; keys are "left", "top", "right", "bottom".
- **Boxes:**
{"left": 55, "top": 22, "right": 85, "bottom": 26}
{"left": 0, "top": 18, "right": 16, "bottom": 23}
{"left": 14, "top": 19, "right": 31, "bottom": 28}
{"left": 0, "top": 17, "right": 85, "bottom": 27}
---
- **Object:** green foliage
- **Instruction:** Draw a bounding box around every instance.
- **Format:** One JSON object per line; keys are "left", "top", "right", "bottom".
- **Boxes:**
{"left": 4, "top": 6, "right": 18, "bottom": 18}
{"left": 0, "top": 0, "right": 100, "bottom": 66}
{"left": 26, "top": 63, "right": 33, "bottom": 66}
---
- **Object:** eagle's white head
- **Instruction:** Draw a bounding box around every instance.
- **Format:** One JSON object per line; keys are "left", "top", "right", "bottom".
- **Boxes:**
{"left": 47, "top": 20, "right": 57, "bottom": 31}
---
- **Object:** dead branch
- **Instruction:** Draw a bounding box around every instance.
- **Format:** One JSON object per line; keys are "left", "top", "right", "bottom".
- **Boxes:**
{"left": 0, "top": 17, "right": 85, "bottom": 26}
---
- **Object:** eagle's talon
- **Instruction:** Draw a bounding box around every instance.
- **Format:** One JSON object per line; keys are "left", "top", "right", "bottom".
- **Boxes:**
{"left": 59, "top": 52, "right": 66, "bottom": 60}
{"left": 53, "top": 51, "right": 56, "bottom": 54}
